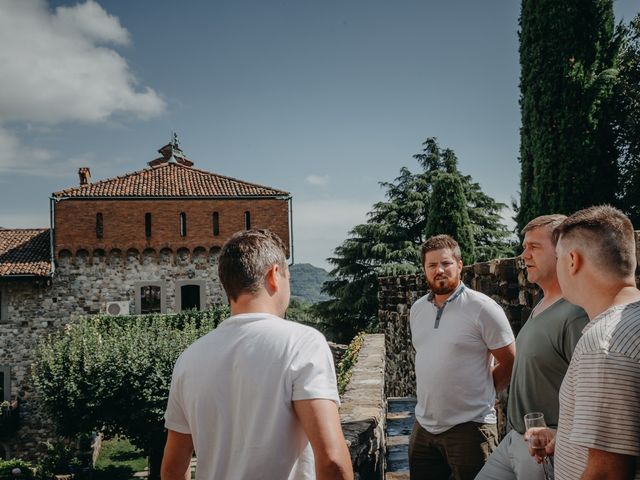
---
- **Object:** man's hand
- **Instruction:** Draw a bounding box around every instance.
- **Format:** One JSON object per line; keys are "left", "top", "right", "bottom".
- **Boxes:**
{"left": 524, "top": 427, "right": 556, "bottom": 464}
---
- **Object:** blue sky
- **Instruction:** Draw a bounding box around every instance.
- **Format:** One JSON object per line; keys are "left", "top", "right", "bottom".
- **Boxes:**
{"left": 0, "top": 0, "right": 637, "bottom": 269}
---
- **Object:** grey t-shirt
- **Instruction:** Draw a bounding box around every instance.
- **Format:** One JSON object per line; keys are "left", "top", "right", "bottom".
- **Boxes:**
{"left": 507, "top": 298, "right": 588, "bottom": 433}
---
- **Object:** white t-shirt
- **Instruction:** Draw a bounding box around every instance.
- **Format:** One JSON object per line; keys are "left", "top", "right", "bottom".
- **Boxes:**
{"left": 410, "top": 283, "right": 514, "bottom": 434}
{"left": 164, "top": 313, "right": 340, "bottom": 480}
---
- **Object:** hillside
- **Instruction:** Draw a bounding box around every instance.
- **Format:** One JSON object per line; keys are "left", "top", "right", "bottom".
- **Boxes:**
{"left": 289, "top": 263, "right": 333, "bottom": 304}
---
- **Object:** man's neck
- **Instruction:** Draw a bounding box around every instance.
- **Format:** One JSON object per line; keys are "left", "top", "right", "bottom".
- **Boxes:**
{"left": 534, "top": 278, "right": 563, "bottom": 316}
{"left": 433, "top": 281, "right": 461, "bottom": 308}
{"left": 583, "top": 283, "right": 640, "bottom": 320}
{"left": 230, "top": 295, "right": 285, "bottom": 318}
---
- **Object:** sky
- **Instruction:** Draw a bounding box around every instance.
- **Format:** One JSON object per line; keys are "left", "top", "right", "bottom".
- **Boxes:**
{"left": 0, "top": 0, "right": 638, "bottom": 270}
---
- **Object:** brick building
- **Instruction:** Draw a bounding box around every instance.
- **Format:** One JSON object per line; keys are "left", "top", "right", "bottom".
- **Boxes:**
{"left": 0, "top": 139, "right": 291, "bottom": 459}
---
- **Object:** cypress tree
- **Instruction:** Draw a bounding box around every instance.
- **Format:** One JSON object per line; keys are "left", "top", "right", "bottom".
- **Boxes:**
{"left": 517, "top": 0, "right": 619, "bottom": 231}
{"left": 425, "top": 172, "right": 476, "bottom": 263}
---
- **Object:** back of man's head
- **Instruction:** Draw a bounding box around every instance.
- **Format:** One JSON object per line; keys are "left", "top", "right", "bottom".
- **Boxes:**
{"left": 218, "top": 229, "right": 288, "bottom": 301}
{"left": 554, "top": 205, "right": 637, "bottom": 278}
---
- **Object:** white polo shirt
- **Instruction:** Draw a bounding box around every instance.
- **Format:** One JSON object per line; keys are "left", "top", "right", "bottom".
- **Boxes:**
{"left": 410, "top": 283, "right": 514, "bottom": 434}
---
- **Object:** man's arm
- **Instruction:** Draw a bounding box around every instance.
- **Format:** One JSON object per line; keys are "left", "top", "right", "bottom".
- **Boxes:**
{"left": 161, "top": 429, "right": 193, "bottom": 480}
{"left": 490, "top": 342, "right": 516, "bottom": 392}
{"left": 293, "top": 398, "right": 354, "bottom": 480}
{"left": 580, "top": 448, "right": 636, "bottom": 480}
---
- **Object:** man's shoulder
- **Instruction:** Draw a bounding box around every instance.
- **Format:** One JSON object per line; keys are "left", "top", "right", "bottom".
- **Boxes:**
{"left": 461, "top": 286, "right": 501, "bottom": 310}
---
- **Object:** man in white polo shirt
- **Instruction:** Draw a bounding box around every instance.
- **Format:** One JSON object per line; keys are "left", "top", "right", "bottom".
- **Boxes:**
{"left": 526, "top": 206, "right": 640, "bottom": 479}
{"left": 409, "top": 234, "right": 516, "bottom": 480}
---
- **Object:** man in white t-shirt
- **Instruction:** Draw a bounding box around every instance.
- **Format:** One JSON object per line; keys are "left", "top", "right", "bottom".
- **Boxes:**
{"left": 525, "top": 206, "right": 640, "bottom": 479}
{"left": 409, "top": 234, "right": 516, "bottom": 480}
{"left": 161, "top": 229, "right": 353, "bottom": 480}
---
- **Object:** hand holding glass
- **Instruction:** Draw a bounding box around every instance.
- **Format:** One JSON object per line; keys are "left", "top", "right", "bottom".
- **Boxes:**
{"left": 524, "top": 412, "right": 552, "bottom": 480}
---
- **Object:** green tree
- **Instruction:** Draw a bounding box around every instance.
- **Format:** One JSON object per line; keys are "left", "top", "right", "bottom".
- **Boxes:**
{"left": 425, "top": 172, "right": 475, "bottom": 263}
{"left": 314, "top": 138, "right": 512, "bottom": 341}
{"left": 32, "top": 307, "right": 228, "bottom": 480}
{"left": 517, "top": 0, "right": 620, "bottom": 231}
{"left": 614, "top": 14, "right": 640, "bottom": 227}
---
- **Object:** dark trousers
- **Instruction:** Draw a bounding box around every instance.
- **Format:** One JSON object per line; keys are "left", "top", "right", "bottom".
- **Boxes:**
{"left": 408, "top": 420, "right": 498, "bottom": 480}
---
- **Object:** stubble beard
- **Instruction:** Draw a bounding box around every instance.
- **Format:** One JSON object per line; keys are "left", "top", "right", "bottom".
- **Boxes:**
{"left": 428, "top": 276, "right": 460, "bottom": 295}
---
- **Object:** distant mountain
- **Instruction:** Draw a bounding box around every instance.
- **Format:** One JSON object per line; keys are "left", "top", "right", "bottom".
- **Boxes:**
{"left": 289, "top": 263, "right": 333, "bottom": 304}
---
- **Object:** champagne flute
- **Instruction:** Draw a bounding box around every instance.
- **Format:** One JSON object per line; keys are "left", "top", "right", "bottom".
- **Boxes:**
{"left": 524, "top": 412, "right": 551, "bottom": 480}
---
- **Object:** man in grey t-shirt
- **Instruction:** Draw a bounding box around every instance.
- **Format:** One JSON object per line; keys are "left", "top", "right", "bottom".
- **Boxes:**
{"left": 476, "top": 215, "right": 588, "bottom": 480}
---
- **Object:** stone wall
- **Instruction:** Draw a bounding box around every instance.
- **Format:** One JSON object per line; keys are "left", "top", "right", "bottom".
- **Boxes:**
{"left": 339, "top": 334, "right": 386, "bottom": 479}
{"left": 380, "top": 231, "right": 640, "bottom": 398}
{"left": 0, "top": 249, "right": 224, "bottom": 460}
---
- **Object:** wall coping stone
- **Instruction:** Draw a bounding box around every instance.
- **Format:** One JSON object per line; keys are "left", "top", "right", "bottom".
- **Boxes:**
{"left": 339, "top": 333, "right": 386, "bottom": 479}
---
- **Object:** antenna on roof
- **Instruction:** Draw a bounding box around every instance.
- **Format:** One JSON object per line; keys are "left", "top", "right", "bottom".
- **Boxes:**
{"left": 167, "top": 131, "right": 179, "bottom": 164}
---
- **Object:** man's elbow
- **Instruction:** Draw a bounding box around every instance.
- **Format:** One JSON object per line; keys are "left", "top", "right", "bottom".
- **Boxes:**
{"left": 315, "top": 447, "right": 353, "bottom": 479}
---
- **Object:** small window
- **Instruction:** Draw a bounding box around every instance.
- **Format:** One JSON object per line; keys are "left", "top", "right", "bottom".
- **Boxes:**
{"left": 212, "top": 212, "right": 220, "bottom": 236}
{"left": 96, "top": 213, "right": 103, "bottom": 239}
{"left": 0, "top": 365, "right": 10, "bottom": 402}
{"left": 180, "top": 212, "right": 187, "bottom": 237}
{"left": 140, "top": 285, "right": 162, "bottom": 314}
{"left": 244, "top": 211, "right": 251, "bottom": 230}
{"left": 145, "top": 213, "right": 152, "bottom": 238}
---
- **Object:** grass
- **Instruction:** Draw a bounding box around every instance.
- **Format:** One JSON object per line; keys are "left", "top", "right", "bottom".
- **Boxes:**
{"left": 93, "top": 437, "right": 146, "bottom": 480}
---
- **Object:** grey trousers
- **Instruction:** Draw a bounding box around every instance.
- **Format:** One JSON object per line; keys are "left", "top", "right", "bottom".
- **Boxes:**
{"left": 474, "top": 430, "right": 554, "bottom": 480}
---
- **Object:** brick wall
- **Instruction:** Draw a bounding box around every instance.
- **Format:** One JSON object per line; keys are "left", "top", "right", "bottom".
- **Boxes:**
{"left": 54, "top": 198, "right": 290, "bottom": 258}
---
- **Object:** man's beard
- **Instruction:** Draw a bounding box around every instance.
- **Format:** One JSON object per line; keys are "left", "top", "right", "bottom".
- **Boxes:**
{"left": 427, "top": 275, "right": 459, "bottom": 295}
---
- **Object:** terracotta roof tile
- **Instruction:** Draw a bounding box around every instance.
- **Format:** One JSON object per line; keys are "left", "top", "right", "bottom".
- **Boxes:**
{"left": 0, "top": 229, "right": 52, "bottom": 277}
{"left": 52, "top": 163, "right": 289, "bottom": 199}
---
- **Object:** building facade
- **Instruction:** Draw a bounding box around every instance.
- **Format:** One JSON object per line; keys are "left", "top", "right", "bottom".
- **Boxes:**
{"left": 0, "top": 139, "right": 291, "bottom": 459}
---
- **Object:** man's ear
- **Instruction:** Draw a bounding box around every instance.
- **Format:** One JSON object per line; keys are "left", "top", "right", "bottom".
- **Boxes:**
{"left": 264, "top": 264, "right": 279, "bottom": 292}
{"left": 568, "top": 250, "right": 582, "bottom": 275}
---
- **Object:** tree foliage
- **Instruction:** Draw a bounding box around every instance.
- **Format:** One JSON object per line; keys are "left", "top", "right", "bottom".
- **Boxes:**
{"left": 614, "top": 14, "right": 640, "bottom": 227}
{"left": 425, "top": 172, "right": 476, "bottom": 263}
{"left": 517, "top": 0, "right": 620, "bottom": 231}
{"left": 314, "top": 138, "right": 513, "bottom": 341}
{"left": 32, "top": 306, "right": 229, "bottom": 480}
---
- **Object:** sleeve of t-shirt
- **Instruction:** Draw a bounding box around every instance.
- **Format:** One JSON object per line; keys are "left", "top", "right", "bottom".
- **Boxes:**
{"left": 477, "top": 299, "right": 515, "bottom": 350}
{"left": 570, "top": 350, "right": 640, "bottom": 456}
{"left": 289, "top": 329, "right": 341, "bottom": 406}
{"left": 560, "top": 309, "right": 589, "bottom": 364}
{"left": 164, "top": 355, "right": 191, "bottom": 434}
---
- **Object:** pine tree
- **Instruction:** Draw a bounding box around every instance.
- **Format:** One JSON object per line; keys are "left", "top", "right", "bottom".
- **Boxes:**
{"left": 517, "top": 0, "right": 620, "bottom": 230}
{"left": 425, "top": 172, "right": 476, "bottom": 263}
{"left": 314, "top": 138, "right": 512, "bottom": 341}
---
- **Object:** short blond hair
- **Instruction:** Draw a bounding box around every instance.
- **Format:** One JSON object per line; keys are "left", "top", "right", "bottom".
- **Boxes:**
{"left": 522, "top": 214, "right": 567, "bottom": 245}
{"left": 553, "top": 205, "right": 636, "bottom": 277}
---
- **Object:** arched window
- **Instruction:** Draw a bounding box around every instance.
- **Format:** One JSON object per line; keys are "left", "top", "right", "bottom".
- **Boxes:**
{"left": 96, "top": 213, "right": 103, "bottom": 239}
{"left": 212, "top": 212, "right": 220, "bottom": 236}
{"left": 180, "top": 212, "right": 187, "bottom": 237}
{"left": 145, "top": 213, "right": 152, "bottom": 238}
{"left": 244, "top": 211, "right": 251, "bottom": 230}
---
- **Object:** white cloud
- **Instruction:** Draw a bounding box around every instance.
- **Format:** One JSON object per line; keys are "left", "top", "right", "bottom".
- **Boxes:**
{"left": 0, "top": 0, "right": 164, "bottom": 124}
{"left": 0, "top": 126, "right": 55, "bottom": 174}
{"left": 293, "top": 199, "right": 371, "bottom": 268}
{"left": 306, "top": 174, "right": 330, "bottom": 186}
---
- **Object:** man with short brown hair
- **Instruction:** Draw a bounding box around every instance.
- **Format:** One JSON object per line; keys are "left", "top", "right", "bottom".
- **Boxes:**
{"left": 527, "top": 205, "right": 640, "bottom": 479}
{"left": 409, "top": 234, "right": 516, "bottom": 480}
{"left": 162, "top": 229, "right": 353, "bottom": 480}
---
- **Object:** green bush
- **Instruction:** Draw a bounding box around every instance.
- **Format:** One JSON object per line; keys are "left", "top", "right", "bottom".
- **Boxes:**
{"left": 0, "top": 459, "right": 36, "bottom": 480}
{"left": 32, "top": 305, "right": 229, "bottom": 479}
{"left": 336, "top": 332, "right": 366, "bottom": 395}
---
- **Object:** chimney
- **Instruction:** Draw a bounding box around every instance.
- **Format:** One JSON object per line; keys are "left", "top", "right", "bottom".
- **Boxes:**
{"left": 78, "top": 167, "right": 91, "bottom": 186}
